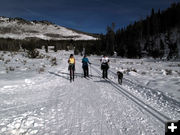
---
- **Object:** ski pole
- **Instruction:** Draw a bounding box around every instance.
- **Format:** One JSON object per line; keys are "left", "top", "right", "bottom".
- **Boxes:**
{"left": 90, "top": 64, "right": 92, "bottom": 77}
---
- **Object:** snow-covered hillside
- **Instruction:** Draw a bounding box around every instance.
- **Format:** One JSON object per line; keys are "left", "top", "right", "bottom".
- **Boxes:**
{"left": 0, "top": 50, "right": 180, "bottom": 135}
{"left": 0, "top": 17, "right": 97, "bottom": 41}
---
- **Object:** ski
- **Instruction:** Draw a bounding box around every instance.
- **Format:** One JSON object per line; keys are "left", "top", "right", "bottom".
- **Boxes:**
{"left": 87, "top": 76, "right": 92, "bottom": 79}
{"left": 84, "top": 77, "right": 90, "bottom": 80}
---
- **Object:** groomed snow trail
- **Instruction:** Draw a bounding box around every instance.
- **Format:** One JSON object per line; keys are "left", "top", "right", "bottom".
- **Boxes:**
{"left": 0, "top": 58, "right": 164, "bottom": 135}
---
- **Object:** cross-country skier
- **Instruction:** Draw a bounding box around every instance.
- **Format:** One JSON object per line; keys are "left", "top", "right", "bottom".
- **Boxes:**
{"left": 68, "top": 54, "right": 75, "bottom": 82}
{"left": 82, "top": 55, "right": 91, "bottom": 78}
{"left": 100, "top": 55, "right": 110, "bottom": 78}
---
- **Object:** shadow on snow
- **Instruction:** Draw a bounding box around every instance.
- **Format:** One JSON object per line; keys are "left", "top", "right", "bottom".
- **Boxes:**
{"left": 49, "top": 71, "right": 101, "bottom": 80}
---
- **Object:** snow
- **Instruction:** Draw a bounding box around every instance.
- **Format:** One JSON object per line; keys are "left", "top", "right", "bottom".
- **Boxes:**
{"left": 0, "top": 50, "right": 180, "bottom": 135}
{"left": 0, "top": 17, "right": 97, "bottom": 40}
{"left": 109, "top": 58, "right": 180, "bottom": 101}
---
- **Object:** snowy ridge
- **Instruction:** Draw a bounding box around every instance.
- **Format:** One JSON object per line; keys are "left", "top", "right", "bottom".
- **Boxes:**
{"left": 0, "top": 16, "right": 97, "bottom": 41}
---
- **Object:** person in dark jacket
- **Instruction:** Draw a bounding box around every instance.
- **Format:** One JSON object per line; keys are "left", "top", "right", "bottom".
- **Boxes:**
{"left": 100, "top": 55, "right": 110, "bottom": 78}
{"left": 82, "top": 55, "right": 91, "bottom": 78}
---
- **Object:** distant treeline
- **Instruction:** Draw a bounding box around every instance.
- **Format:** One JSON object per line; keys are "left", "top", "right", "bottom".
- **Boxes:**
{"left": 0, "top": 37, "right": 100, "bottom": 55}
{"left": 98, "top": 2, "right": 180, "bottom": 58}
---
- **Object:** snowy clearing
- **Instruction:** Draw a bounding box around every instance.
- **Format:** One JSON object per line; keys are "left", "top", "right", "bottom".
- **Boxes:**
{"left": 0, "top": 50, "right": 180, "bottom": 135}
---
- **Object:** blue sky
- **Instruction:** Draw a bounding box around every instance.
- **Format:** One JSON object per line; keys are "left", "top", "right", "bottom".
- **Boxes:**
{"left": 0, "top": 0, "right": 179, "bottom": 33}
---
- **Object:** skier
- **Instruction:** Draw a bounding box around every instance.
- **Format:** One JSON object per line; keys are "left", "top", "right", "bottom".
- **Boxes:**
{"left": 82, "top": 55, "right": 91, "bottom": 78}
{"left": 100, "top": 55, "right": 110, "bottom": 78}
{"left": 68, "top": 54, "right": 75, "bottom": 82}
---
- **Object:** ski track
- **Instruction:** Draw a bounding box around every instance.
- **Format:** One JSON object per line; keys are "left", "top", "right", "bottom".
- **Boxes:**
{"left": 90, "top": 65, "right": 171, "bottom": 123}
{"left": 91, "top": 62, "right": 180, "bottom": 120}
{"left": 0, "top": 57, "right": 168, "bottom": 135}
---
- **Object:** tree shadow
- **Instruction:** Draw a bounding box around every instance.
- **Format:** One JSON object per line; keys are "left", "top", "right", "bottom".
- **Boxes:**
{"left": 93, "top": 80, "right": 111, "bottom": 83}
{"left": 57, "top": 71, "right": 100, "bottom": 79}
{"left": 48, "top": 71, "right": 69, "bottom": 80}
{"left": 58, "top": 71, "right": 83, "bottom": 77}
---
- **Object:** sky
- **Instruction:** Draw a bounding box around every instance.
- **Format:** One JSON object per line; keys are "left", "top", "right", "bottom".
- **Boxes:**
{"left": 0, "top": 0, "right": 179, "bottom": 33}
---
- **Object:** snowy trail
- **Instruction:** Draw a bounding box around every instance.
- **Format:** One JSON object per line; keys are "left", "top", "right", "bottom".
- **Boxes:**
{"left": 91, "top": 65, "right": 171, "bottom": 123}
{"left": 91, "top": 62, "right": 180, "bottom": 120}
{"left": 0, "top": 57, "right": 166, "bottom": 135}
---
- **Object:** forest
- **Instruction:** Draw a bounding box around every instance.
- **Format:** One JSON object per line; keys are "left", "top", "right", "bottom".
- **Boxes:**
{"left": 98, "top": 2, "right": 180, "bottom": 59}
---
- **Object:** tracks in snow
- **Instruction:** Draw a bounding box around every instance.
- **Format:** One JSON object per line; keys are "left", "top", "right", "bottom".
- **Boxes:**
{"left": 90, "top": 65, "right": 171, "bottom": 125}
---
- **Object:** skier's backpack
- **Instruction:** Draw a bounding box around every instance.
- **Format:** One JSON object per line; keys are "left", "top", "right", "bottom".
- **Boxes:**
{"left": 101, "top": 63, "right": 108, "bottom": 70}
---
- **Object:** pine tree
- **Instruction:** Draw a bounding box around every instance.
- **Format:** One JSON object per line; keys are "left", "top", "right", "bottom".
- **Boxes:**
{"left": 105, "top": 23, "right": 116, "bottom": 55}
{"left": 45, "top": 44, "right": 48, "bottom": 53}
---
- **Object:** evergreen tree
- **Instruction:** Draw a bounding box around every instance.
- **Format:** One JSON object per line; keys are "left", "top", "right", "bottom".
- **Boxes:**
{"left": 105, "top": 23, "right": 116, "bottom": 55}
{"left": 45, "top": 44, "right": 48, "bottom": 53}
{"left": 54, "top": 45, "right": 57, "bottom": 52}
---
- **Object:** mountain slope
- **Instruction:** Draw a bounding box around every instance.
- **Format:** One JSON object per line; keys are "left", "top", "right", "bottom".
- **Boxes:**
{"left": 0, "top": 17, "right": 97, "bottom": 41}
